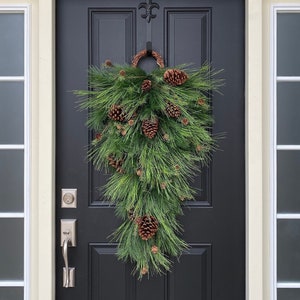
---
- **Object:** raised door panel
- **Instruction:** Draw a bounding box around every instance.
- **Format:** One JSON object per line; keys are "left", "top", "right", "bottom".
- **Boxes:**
{"left": 165, "top": 9, "right": 211, "bottom": 66}
{"left": 89, "top": 9, "right": 137, "bottom": 206}
{"left": 89, "top": 244, "right": 211, "bottom": 300}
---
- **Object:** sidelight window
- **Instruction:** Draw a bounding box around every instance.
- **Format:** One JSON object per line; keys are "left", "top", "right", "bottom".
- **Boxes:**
{"left": 0, "top": 6, "right": 30, "bottom": 300}
{"left": 272, "top": 6, "right": 300, "bottom": 300}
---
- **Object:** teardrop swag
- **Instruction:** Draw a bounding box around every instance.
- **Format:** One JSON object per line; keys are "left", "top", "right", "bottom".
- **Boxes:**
{"left": 76, "top": 50, "right": 222, "bottom": 278}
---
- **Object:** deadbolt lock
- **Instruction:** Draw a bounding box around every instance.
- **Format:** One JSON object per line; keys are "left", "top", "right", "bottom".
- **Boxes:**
{"left": 63, "top": 193, "right": 74, "bottom": 204}
{"left": 61, "top": 189, "right": 77, "bottom": 208}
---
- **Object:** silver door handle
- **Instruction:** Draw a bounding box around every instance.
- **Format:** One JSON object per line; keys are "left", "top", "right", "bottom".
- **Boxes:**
{"left": 61, "top": 219, "right": 76, "bottom": 288}
{"left": 62, "top": 239, "right": 71, "bottom": 287}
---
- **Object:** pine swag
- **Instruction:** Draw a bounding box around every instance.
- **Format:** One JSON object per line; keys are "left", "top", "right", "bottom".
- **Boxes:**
{"left": 76, "top": 52, "right": 221, "bottom": 278}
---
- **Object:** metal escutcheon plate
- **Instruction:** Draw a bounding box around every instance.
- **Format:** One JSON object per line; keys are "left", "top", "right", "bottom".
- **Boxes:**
{"left": 61, "top": 189, "right": 77, "bottom": 208}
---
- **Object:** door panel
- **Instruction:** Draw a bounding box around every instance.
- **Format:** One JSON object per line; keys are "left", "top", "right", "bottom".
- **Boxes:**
{"left": 56, "top": 1, "right": 245, "bottom": 299}
{"left": 88, "top": 244, "right": 211, "bottom": 300}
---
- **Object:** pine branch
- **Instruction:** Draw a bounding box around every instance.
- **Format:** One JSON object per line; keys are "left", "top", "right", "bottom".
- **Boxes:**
{"left": 75, "top": 61, "right": 222, "bottom": 277}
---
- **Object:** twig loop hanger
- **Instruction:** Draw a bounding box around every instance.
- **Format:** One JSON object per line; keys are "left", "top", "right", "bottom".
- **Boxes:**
{"left": 132, "top": 49, "right": 165, "bottom": 68}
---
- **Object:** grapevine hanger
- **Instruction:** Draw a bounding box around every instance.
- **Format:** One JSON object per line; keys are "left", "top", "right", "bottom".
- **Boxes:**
{"left": 131, "top": 42, "right": 165, "bottom": 69}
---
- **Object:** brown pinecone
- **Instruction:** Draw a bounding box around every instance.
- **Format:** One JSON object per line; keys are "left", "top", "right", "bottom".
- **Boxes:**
{"left": 164, "top": 69, "right": 188, "bottom": 86}
{"left": 108, "top": 155, "right": 124, "bottom": 173}
{"left": 128, "top": 208, "right": 136, "bottom": 221}
{"left": 136, "top": 168, "right": 143, "bottom": 177}
{"left": 151, "top": 245, "right": 159, "bottom": 254}
{"left": 181, "top": 118, "right": 189, "bottom": 125}
{"left": 108, "top": 105, "right": 126, "bottom": 122}
{"left": 95, "top": 133, "right": 102, "bottom": 140}
{"left": 141, "top": 79, "right": 152, "bottom": 92}
{"left": 142, "top": 119, "right": 159, "bottom": 139}
{"left": 141, "top": 267, "right": 148, "bottom": 275}
{"left": 138, "top": 215, "right": 159, "bottom": 240}
{"left": 119, "top": 69, "right": 126, "bottom": 76}
{"left": 166, "top": 102, "right": 181, "bottom": 118}
{"left": 104, "top": 59, "right": 113, "bottom": 67}
{"left": 162, "top": 133, "right": 169, "bottom": 141}
{"left": 198, "top": 98, "right": 205, "bottom": 105}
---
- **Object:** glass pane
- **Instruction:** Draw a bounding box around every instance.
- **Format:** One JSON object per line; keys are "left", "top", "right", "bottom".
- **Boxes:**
{"left": 0, "top": 82, "right": 24, "bottom": 144}
{"left": 0, "top": 287, "right": 23, "bottom": 300}
{"left": 277, "top": 82, "right": 300, "bottom": 145}
{"left": 278, "top": 289, "right": 300, "bottom": 300}
{"left": 0, "top": 219, "right": 23, "bottom": 280}
{"left": 277, "top": 151, "right": 300, "bottom": 213}
{"left": 0, "top": 150, "right": 24, "bottom": 212}
{"left": 278, "top": 219, "right": 300, "bottom": 281}
{"left": 277, "top": 13, "right": 300, "bottom": 76}
{"left": 0, "top": 13, "right": 24, "bottom": 76}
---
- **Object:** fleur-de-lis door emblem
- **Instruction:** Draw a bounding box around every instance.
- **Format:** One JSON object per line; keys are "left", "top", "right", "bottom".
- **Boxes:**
{"left": 138, "top": 0, "right": 160, "bottom": 23}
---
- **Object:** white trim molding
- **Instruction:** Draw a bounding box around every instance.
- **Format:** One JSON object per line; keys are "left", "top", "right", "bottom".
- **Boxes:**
{"left": 246, "top": 0, "right": 264, "bottom": 299}
{"left": 37, "top": 1, "right": 55, "bottom": 300}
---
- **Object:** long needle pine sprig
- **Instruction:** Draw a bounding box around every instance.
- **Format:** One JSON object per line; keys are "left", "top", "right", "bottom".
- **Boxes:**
{"left": 76, "top": 59, "right": 222, "bottom": 278}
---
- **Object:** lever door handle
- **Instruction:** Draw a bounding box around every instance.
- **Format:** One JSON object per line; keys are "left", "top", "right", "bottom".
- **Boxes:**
{"left": 62, "top": 239, "right": 71, "bottom": 288}
{"left": 61, "top": 219, "right": 76, "bottom": 288}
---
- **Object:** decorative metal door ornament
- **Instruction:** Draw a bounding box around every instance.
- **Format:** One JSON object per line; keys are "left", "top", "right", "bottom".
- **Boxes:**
{"left": 138, "top": 0, "right": 160, "bottom": 23}
{"left": 75, "top": 50, "right": 223, "bottom": 278}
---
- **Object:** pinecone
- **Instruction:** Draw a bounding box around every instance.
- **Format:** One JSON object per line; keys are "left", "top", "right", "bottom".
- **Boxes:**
{"left": 95, "top": 133, "right": 102, "bottom": 140}
{"left": 104, "top": 59, "right": 113, "bottom": 67}
{"left": 198, "top": 98, "right": 205, "bottom": 105}
{"left": 151, "top": 245, "right": 159, "bottom": 254}
{"left": 128, "top": 209, "right": 136, "bottom": 221}
{"left": 166, "top": 102, "right": 181, "bottom": 118}
{"left": 141, "top": 79, "right": 152, "bottom": 92}
{"left": 162, "top": 133, "right": 169, "bottom": 141}
{"left": 164, "top": 69, "right": 188, "bottom": 86}
{"left": 108, "top": 155, "right": 124, "bottom": 173}
{"left": 136, "top": 168, "right": 143, "bottom": 177}
{"left": 119, "top": 69, "right": 126, "bottom": 76}
{"left": 181, "top": 118, "right": 189, "bottom": 126}
{"left": 142, "top": 119, "right": 159, "bottom": 139}
{"left": 108, "top": 105, "right": 126, "bottom": 122}
{"left": 138, "top": 215, "right": 159, "bottom": 240}
{"left": 141, "top": 267, "right": 148, "bottom": 275}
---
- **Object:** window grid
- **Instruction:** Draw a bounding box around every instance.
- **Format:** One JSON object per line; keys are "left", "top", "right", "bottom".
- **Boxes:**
{"left": 0, "top": 281, "right": 24, "bottom": 287}
{"left": 272, "top": 5, "right": 300, "bottom": 298}
{"left": 0, "top": 6, "right": 30, "bottom": 300}
{"left": 0, "top": 76, "right": 24, "bottom": 81}
{"left": 277, "top": 76, "right": 300, "bottom": 82}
